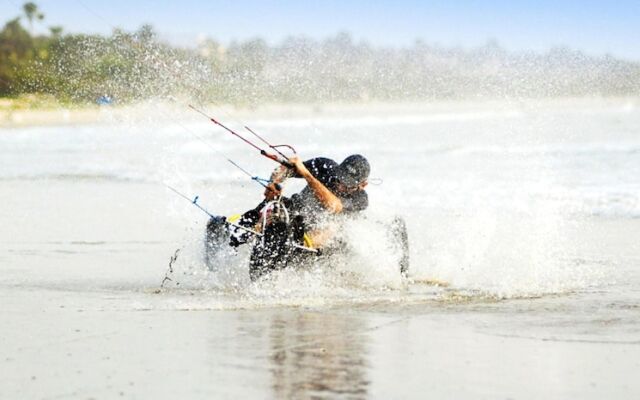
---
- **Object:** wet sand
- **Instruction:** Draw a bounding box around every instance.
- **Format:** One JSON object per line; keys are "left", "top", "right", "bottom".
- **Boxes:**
{"left": 1, "top": 180, "right": 639, "bottom": 399}
{"left": 2, "top": 287, "right": 639, "bottom": 400}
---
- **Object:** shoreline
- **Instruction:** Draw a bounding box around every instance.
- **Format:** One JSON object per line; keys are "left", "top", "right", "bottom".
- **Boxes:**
{"left": 0, "top": 96, "right": 638, "bottom": 128}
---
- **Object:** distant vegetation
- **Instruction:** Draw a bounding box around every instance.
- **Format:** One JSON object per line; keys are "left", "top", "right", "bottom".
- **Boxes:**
{"left": 1, "top": 2, "right": 639, "bottom": 106}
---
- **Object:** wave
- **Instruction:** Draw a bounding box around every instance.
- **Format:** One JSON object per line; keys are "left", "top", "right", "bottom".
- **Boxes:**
{"left": 0, "top": 173, "right": 147, "bottom": 183}
{"left": 250, "top": 110, "right": 525, "bottom": 129}
{"left": 448, "top": 142, "right": 640, "bottom": 157}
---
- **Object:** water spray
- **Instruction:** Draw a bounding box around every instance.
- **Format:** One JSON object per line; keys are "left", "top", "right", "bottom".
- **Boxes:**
{"left": 72, "top": 0, "right": 301, "bottom": 193}
{"left": 160, "top": 248, "right": 181, "bottom": 288}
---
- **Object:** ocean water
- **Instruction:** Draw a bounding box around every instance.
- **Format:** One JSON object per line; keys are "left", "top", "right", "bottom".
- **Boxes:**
{"left": 1, "top": 98, "right": 639, "bottom": 399}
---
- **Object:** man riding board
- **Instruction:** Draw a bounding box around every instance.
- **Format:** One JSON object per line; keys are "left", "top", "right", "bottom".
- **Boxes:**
{"left": 205, "top": 154, "right": 371, "bottom": 278}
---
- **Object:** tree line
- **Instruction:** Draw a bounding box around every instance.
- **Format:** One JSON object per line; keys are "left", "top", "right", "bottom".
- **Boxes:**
{"left": 1, "top": 2, "right": 639, "bottom": 105}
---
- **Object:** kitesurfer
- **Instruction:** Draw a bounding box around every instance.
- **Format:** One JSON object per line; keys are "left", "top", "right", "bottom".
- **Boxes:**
{"left": 183, "top": 106, "right": 405, "bottom": 279}
{"left": 206, "top": 154, "right": 370, "bottom": 252}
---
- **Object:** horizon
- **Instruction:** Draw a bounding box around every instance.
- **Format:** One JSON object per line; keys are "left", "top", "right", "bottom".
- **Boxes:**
{"left": 1, "top": 0, "right": 639, "bottom": 62}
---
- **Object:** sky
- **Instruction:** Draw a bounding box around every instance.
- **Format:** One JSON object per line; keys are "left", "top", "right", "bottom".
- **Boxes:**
{"left": 1, "top": 0, "right": 639, "bottom": 61}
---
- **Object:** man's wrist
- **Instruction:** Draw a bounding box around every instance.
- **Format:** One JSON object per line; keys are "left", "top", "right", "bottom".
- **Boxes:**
{"left": 300, "top": 170, "right": 313, "bottom": 180}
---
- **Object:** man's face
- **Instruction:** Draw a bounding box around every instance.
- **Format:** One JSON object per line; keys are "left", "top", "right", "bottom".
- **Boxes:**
{"left": 336, "top": 180, "right": 368, "bottom": 194}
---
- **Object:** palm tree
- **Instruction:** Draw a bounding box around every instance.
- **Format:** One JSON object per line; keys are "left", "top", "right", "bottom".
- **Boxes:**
{"left": 22, "top": 2, "right": 44, "bottom": 34}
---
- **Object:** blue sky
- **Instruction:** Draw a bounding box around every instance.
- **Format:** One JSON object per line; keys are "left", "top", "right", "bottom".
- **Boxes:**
{"left": 1, "top": 0, "right": 639, "bottom": 60}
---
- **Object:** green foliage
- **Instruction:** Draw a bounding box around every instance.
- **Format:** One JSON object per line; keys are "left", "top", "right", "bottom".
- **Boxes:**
{"left": 0, "top": 18, "right": 32, "bottom": 94}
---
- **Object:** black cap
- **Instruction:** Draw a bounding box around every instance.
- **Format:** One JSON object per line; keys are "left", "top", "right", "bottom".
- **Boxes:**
{"left": 337, "top": 154, "right": 370, "bottom": 187}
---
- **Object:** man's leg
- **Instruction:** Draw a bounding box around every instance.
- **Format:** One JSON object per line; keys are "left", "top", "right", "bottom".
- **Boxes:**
{"left": 205, "top": 215, "right": 229, "bottom": 250}
{"left": 249, "top": 220, "right": 289, "bottom": 281}
{"left": 204, "top": 201, "right": 266, "bottom": 269}
{"left": 228, "top": 209, "right": 261, "bottom": 247}
{"left": 206, "top": 199, "right": 266, "bottom": 248}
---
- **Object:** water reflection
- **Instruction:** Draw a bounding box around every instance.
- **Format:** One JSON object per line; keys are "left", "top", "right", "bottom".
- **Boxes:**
{"left": 268, "top": 312, "right": 370, "bottom": 399}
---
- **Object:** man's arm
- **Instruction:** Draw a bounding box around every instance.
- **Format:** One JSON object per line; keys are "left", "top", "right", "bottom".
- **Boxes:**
{"left": 290, "top": 156, "right": 343, "bottom": 213}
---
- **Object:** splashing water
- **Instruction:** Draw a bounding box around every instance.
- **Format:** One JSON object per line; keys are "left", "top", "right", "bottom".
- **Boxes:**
{"left": 2, "top": 97, "right": 637, "bottom": 308}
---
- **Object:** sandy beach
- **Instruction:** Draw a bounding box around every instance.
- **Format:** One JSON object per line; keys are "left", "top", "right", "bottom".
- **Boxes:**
{"left": 2, "top": 96, "right": 637, "bottom": 128}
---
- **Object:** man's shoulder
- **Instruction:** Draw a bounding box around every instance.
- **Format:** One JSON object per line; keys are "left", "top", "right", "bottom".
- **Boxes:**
{"left": 304, "top": 157, "right": 339, "bottom": 171}
{"left": 304, "top": 157, "right": 340, "bottom": 181}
